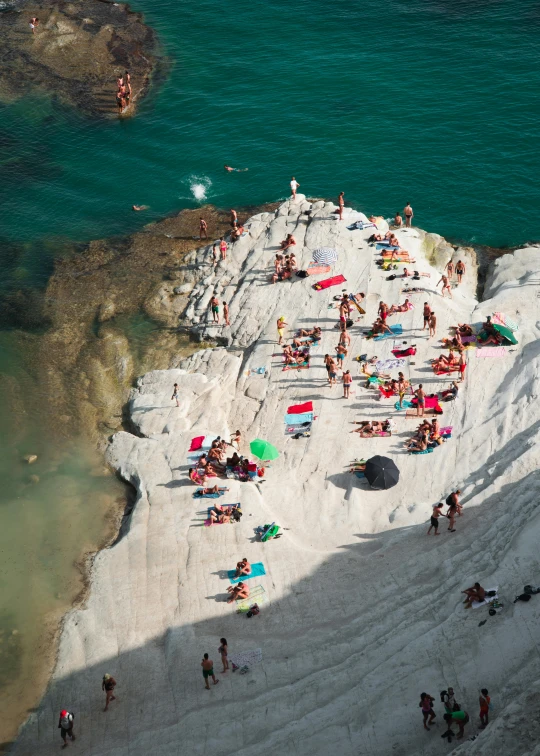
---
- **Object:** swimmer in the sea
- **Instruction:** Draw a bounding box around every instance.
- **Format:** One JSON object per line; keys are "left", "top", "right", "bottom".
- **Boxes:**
{"left": 132, "top": 205, "right": 149, "bottom": 211}
{"left": 224, "top": 164, "right": 248, "bottom": 172}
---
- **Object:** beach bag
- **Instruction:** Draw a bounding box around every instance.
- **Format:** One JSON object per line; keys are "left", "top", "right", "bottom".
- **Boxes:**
{"left": 295, "top": 270, "right": 308, "bottom": 278}
{"left": 246, "top": 603, "right": 260, "bottom": 618}
{"left": 514, "top": 593, "right": 532, "bottom": 603}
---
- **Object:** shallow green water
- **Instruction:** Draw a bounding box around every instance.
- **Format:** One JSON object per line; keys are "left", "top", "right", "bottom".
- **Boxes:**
{"left": 1, "top": 0, "right": 540, "bottom": 741}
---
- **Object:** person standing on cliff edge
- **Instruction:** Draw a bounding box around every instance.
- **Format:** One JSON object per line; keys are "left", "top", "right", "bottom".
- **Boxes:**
{"left": 290, "top": 177, "right": 300, "bottom": 200}
{"left": 199, "top": 217, "right": 208, "bottom": 240}
{"left": 404, "top": 202, "right": 414, "bottom": 227}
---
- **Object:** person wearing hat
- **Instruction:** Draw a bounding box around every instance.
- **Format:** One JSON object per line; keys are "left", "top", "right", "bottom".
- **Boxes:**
{"left": 58, "top": 709, "right": 75, "bottom": 748}
{"left": 102, "top": 673, "right": 117, "bottom": 712}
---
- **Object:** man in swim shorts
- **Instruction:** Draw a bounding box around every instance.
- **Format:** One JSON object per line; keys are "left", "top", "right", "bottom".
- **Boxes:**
{"left": 403, "top": 202, "right": 414, "bottom": 227}
{"left": 277, "top": 316, "right": 287, "bottom": 344}
{"left": 209, "top": 295, "right": 220, "bottom": 323}
{"left": 201, "top": 653, "right": 219, "bottom": 689}
{"left": 427, "top": 503, "right": 444, "bottom": 536}
{"left": 414, "top": 384, "right": 426, "bottom": 417}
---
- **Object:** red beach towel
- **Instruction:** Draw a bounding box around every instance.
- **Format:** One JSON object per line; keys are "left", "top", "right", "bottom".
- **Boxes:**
{"left": 287, "top": 401, "right": 313, "bottom": 414}
{"left": 312, "top": 274, "right": 347, "bottom": 291}
{"left": 392, "top": 347, "right": 416, "bottom": 357}
{"left": 189, "top": 436, "right": 205, "bottom": 452}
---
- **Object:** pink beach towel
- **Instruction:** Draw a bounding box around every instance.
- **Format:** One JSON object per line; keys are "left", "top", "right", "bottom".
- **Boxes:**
{"left": 306, "top": 264, "right": 332, "bottom": 276}
{"left": 189, "top": 436, "right": 205, "bottom": 452}
{"left": 313, "top": 274, "right": 347, "bottom": 291}
{"left": 476, "top": 347, "right": 507, "bottom": 358}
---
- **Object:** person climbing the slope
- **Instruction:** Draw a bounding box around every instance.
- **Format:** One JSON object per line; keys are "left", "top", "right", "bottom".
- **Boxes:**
{"left": 427, "top": 503, "right": 444, "bottom": 536}
{"left": 420, "top": 693, "right": 436, "bottom": 730}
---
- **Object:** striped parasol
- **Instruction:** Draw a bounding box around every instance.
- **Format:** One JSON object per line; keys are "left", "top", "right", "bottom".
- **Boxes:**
{"left": 312, "top": 247, "right": 338, "bottom": 265}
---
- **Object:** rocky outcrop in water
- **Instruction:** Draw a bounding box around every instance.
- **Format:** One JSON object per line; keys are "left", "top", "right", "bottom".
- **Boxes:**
{"left": 0, "top": 0, "right": 161, "bottom": 117}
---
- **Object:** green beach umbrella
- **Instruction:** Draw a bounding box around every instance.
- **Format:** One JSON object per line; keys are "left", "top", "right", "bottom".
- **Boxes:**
{"left": 493, "top": 323, "right": 518, "bottom": 345}
{"left": 250, "top": 439, "right": 279, "bottom": 461}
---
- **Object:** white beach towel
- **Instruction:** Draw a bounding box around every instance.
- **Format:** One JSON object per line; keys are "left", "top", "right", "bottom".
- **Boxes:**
{"left": 471, "top": 587, "right": 498, "bottom": 609}
{"left": 229, "top": 648, "right": 263, "bottom": 668}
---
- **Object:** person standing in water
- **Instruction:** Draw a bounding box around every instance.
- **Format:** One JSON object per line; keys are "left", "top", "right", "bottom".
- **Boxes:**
{"left": 199, "top": 218, "right": 208, "bottom": 240}
{"left": 290, "top": 176, "right": 300, "bottom": 199}
{"left": 404, "top": 202, "right": 414, "bottom": 227}
{"left": 201, "top": 653, "right": 219, "bottom": 689}
{"left": 102, "top": 674, "right": 117, "bottom": 712}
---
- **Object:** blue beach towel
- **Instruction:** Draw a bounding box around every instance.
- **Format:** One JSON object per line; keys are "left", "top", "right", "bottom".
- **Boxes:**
{"left": 355, "top": 471, "right": 365, "bottom": 478}
{"left": 284, "top": 411, "right": 314, "bottom": 425}
{"left": 394, "top": 399, "right": 414, "bottom": 411}
{"left": 193, "top": 489, "right": 224, "bottom": 499}
{"left": 410, "top": 447, "right": 434, "bottom": 455}
{"left": 374, "top": 324, "right": 403, "bottom": 341}
{"left": 228, "top": 562, "right": 266, "bottom": 584}
{"left": 376, "top": 242, "right": 399, "bottom": 250}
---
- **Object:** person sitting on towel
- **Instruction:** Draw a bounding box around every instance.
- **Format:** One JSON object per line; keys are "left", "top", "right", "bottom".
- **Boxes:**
{"left": 441, "top": 381, "right": 459, "bottom": 401}
{"left": 234, "top": 558, "right": 252, "bottom": 578}
{"left": 226, "top": 451, "right": 241, "bottom": 467}
{"left": 371, "top": 318, "right": 392, "bottom": 336}
{"left": 189, "top": 468, "right": 208, "bottom": 486}
{"left": 406, "top": 432, "right": 428, "bottom": 452}
{"left": 198, "top": 454, "right": 224, "bottom": 476}
{"left": 462, "top": 583, "right": 485, "bottom": 606}
{"left": 227, "top": 582, "right": 250, "bottom": 603}
{"left": 280, "top": 233, "right": 296, "bottom": 251}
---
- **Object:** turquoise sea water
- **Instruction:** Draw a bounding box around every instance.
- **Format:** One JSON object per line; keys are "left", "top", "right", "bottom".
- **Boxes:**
{"left": 1, "top": 0, "right": 540, "bottom": 742}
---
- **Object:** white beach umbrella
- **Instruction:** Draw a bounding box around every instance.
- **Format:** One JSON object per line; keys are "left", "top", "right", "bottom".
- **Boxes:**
{"left": 312, "top": 247, "right": 338, "bottom": 265}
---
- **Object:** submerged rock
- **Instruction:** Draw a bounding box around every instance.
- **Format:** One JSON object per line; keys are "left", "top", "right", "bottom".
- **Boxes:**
{"left": 0, "top": 0, "right": 162, "bottom": 118}
{"left": 23, "top": 454, "right": 38, "bottom": 464}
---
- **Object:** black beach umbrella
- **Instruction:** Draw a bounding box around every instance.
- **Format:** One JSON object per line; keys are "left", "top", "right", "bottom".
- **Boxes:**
{"left": 364, "top": 455, "right": 399, "bottom": 490}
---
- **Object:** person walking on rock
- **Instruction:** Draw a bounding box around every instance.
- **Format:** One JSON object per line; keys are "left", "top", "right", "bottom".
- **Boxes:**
{"left": 290, "top": 176, "right": 300, "bottom": 199}
{"left": 209, "top": 295, "right": 220, "bottom": 324}
{"left": 102, "top": 674, "right": 117, "bottom": 712}
{"left": 201, "top": 653, "right": 219, "bottom": 689}
{"left": 230, "top": 209, "right": 238, "bottom": 228}
{"left": 437, "top": 274, "right": 452, "bottom": 298}
{"left": 420, "top": 692, "right": 436, "bottom": 730}
{"left": 456, "top": 260, "right": 466, "bottom": 285}
{"left": 427, "top": 502, "right": 444, "bottom": 535}
{"left": 58, "top": 710, "right": 75, "bottom": 748}
{"left": 414, "top": 384, "right": 425, "bottom": 417}
{"left": 171, "top": 382, "right": 180, "bottom": 407}
{"left": 338, "top": 191, "right": 345, "bottom": 220}
{"left": 223, "top": 301, "right": 230, "bottom": 326}
{"left": 422, "top": 302, "right": 431, "bottom": 331}
{"left": 479, "top": 688, "right": 490, "bottom": 727}
{"left": 199, "top": 218, "right": 208, "bottom": 240}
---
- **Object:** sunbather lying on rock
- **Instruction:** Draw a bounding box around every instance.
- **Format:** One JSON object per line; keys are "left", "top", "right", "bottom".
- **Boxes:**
{"left": 388, "top": 299, "right": 412, "bottom": 314}
{"left": 227, "top": 582, "right": 250, "bottom": 603}
{"left": 432, "top": 352, "right": 459, "bottom": 371}
{"left": 196, "top": 484, "right": 229, "bottom": 496}
{"left": 234, "top": 558, "right": 252, "bottom": 578}
{"left": 351, "top": 420, "right": 391, "bottom": 437}
{"left": 441, "top": 382, "right": 459, "bottom": 401}
{"left": 451, "top": 323, "right": 473, "bottom": 336}
{"left": 209, "top": 505, "right": 240, "bottom": 524}
{"left": 298, "top": 326, "right": 322, "bottom": 338}
{"left": 360, "top": 363, "right": 391, "bottom": 381}
{"left": 199, "top": 454, "right": 224, "bottom": 476}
